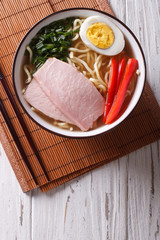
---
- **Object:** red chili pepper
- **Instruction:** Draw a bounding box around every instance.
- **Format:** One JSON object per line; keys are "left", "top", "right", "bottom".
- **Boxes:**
{"left": 115, "top": 57, "right": 126, "bottom": 95}
{"left": 103, "top": 57, "right": 118, "bottom": 123}
{"left": 105, "top": 58, "right": 138, "bottom": 124}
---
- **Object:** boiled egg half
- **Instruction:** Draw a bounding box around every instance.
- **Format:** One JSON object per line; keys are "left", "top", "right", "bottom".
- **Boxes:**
{"left": 80, "top": 16, "right": 125, "bottom": 56}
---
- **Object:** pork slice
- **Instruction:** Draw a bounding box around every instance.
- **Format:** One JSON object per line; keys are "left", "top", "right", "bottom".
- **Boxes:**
{"left": 33, "top": 58, "right": 105, "bottom": 131}
{"left": 24, "top": 78, "right": 73, "bottom": 124}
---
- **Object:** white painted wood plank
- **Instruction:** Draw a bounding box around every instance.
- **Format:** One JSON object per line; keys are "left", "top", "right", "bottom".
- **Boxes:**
{"left": 31, "top": 174, "right": 93, "bottom": 240}
{"left": 0, "top": 143, "right": 32, "bottom": 240}
{"left": 149, "top": 143, "right": 160, "bottom": 240}
{"left": 125, "top": 0, "right": 160, "bottom": 102}
{"left": 127, "top": 146, "right": 153, "bottom": 240}
{"left": 31, "top": 144, "right": 159, "bottom": 240}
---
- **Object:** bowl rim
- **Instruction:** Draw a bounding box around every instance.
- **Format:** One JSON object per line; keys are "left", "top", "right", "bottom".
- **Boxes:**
{"left": 12, "top": 7, "right": 146, "bottom": 139}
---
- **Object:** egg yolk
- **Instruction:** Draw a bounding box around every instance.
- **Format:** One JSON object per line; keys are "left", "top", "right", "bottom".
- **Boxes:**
{"left": 86, "top": 22, "right": 115, "bottom": 49}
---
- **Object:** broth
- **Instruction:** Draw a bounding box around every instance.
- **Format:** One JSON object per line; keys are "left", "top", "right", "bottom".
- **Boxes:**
{"left": 21, "top": 18, "right": 138, "bottom": 131}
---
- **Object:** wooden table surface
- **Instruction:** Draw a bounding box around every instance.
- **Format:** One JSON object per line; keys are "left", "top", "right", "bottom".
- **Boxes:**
{"left": 0, "top": 0, "right": 160, "bottom": 239}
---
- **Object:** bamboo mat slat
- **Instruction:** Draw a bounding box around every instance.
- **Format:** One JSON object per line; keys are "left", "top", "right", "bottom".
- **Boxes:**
{"left": 0, "top": 0, "right": 160, "bottom": 193}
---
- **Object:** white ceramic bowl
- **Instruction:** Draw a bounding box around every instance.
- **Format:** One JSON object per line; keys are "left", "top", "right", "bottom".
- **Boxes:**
{"left": 12, "top": 8, "right": 146, "bottom": 138}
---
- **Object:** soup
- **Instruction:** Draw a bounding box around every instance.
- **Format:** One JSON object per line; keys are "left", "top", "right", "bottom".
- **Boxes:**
{"left": 22, "top": 16, "right": 139, "bottom": 131}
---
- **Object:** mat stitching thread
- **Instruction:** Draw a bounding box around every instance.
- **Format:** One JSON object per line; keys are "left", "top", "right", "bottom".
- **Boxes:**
{"left": 12, "top": 126, "right": 160, "bottom": 168}
{"left": 0, "top": 28, "right": 30, "bottom": 41}
{"left": 0, "top": 51, "right": 15, "bottom": 59}
{"left": 0, "top": 1, "right": 49, "bottom": 21}
{"left": 26, "top": 146, "right": 117, "bottom": 182}
{"left": 25, "top": 128, "right": 160, "bottom": 183}
{"left": 0, "top": 109, "right": 151, "bottom": 134}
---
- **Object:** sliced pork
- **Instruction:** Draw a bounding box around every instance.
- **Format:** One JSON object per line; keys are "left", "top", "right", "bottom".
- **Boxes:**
{"left": 24, "top": 78, "right": 72, "bottom": 124}
{"left": 33, "top": 58, "right": 105, "bottom": 131}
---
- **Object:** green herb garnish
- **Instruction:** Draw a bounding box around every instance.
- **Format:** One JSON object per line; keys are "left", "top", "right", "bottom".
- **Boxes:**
{"left": 28, "top": 17, "right": 75, "bottom": 72}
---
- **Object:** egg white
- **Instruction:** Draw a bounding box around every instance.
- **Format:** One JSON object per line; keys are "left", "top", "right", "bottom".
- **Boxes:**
{"left": 80, "top": 16, "right": 125, "bottom": 56}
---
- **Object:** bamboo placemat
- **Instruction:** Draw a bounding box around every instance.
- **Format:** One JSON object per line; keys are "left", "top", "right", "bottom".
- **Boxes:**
{"left": 0, "top": 0, "right": 160, "bottom": 193}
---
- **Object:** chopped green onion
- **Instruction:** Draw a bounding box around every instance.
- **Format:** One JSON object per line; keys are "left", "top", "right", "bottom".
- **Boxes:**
{"left": 27, "top": 17, "right": 76, "bottom": 72}
{"left": 74, "top": 28, "right": 80, "bottom": 33}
